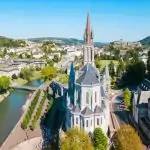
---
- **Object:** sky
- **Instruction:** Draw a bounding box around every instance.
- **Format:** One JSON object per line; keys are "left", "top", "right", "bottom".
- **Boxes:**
{"left": 0, "top": 0, "right": 150, "bottom": 42}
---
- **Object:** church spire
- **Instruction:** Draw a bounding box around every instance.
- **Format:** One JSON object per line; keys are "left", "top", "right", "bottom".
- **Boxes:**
{"left": 84, "top": 13, "right": 94, "bottom": 45}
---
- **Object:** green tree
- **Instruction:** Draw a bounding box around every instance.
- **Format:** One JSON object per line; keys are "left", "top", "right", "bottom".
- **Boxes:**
{"left": 95, "top": 60, "right": 101, "bottom": 69}
{"left": 46, "top": 59, "right": 54, "bottom": 67}
{"left": 60, "top": 127, "right": 94, "bottom": 150}
{"left": 123, "top": 88, "right": 131, "bottom": 109}
{"left": 116, "top": 66, "right": 122, "bottom": 77}
{"left": 41, "top": 66, "right": 57, "bottom": 81}
{"left": 109, "top": 61, "right": 115, "bottom": 77}
{"left": 61, "top": 50, "right": 67, "bottom": 56}
{"left": 74, "top": 65, "right": 79, "bottom": 71}
{"left": 58, "top": 74, "right": 69, "bottom": 84}
{"left": 125, "top": 61, "right": 146, "bottom": 84}
{"left": 114, "top": 125, "right": 142, "bottom": 150}
{"left": 116, "top": 60, "right": 125, "bottom": 77}
{"left": 53, "top": 54, "right": 60, "bottom": 63}
{"left": 20, "top": 68, "right": 33, "bottom": 81}
{"left": 147, "top": 50, "right": 150, "bottom": 78}
{"left": 12, "top": 74, "right": 18, "bottom": 80}
{"left": 0, "top": 76, "right": 10, "bottom": 93}
{"left": 19, "top": 54, "right": 23, "bottom": 59}
{"left": 3, "top": 48, "right": 7, "bottom": 56}
{"left": 93, "top": 128, "right": 107, "bottom": 150}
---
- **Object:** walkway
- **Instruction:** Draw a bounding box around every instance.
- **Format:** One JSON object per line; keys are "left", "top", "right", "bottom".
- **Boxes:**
{"left": 11, "top": 137, "right": 42, "bottom": 150}
{"left": 12, "top": 86, "right": 38, "bottom": 91}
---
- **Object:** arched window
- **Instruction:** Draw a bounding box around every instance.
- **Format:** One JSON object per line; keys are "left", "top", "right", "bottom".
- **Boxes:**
{"left": 86, "top": 92, "right": 89, "bottom": 104}
{"left": 95, "top": 92, "right": 97, "bottom": 103}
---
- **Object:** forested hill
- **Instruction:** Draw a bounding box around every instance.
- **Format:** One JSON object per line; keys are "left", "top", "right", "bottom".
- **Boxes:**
{"left": 139, "top": 36, "right": 150, "bottom": 45}
{"left": 0, "top": 36, "right": 27, "bottom": 47}
{"left": 28, "top": 37, "right": 107, "bottom": 47}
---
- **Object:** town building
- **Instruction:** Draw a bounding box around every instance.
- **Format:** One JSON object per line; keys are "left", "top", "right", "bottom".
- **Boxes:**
{"left": 0, "top": 59, "right": 46, "bottom": 77}
{"left": 132, "top": 79, "right": 150, "bottom": 140}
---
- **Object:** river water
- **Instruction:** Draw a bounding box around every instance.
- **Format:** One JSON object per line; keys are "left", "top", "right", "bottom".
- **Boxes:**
{"left": 0, "top": 79, "right": 43, "bottom": 146}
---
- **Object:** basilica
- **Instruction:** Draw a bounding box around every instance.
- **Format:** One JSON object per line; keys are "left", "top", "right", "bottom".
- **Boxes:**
{"left": 66, "top": 13, "right": 110, "bottom": 134}
{"left": 41, "top": 13, "right": 110, "bottom": 149}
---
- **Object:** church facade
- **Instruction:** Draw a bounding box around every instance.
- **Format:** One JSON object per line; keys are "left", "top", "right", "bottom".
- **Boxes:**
{"left": 66, "top": 13, "right": 110, "bottom": 134}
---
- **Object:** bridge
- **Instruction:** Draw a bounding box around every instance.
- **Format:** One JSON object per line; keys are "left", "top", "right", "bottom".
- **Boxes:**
{"left": 12, "top": 85, "right": 38, "bottom": 91}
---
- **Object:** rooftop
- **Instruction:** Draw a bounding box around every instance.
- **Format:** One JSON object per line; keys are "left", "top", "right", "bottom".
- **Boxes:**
{"left": 81, "top": 106, "right": 93, "bottom": 116}
{"left": 76, "top": 64, "right": 100, "bottom": 85}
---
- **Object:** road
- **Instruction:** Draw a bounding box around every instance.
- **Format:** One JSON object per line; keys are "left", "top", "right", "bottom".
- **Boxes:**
{"left": 110, "top": 90, "right": 148, "bottom": 150}
{"left": 111, "top": 93, "right": 130, "bottom": 126}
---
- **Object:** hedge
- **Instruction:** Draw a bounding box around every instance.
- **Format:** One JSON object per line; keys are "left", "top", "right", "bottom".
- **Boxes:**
{"left": 21, "top": 89, "right": 41, "bottom": 129}
{"left": 30, "top": 94, "right": 46, "bottom": 130}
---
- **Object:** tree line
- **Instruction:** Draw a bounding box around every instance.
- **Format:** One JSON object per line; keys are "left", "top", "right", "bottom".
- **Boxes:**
{"left": 0, "top": 37, "right": 27, "bottom": 48}
{"left": 47, "top": 125, "right": 142, "bottom": 150}
{"left": 0, "top": 76, "right": 10, "bottom": 93}
{"left": 21, "top": 89, "right": 41, "bottom": 129}
{"left": 30, "top": 93, "right": 46, "bottom": 130}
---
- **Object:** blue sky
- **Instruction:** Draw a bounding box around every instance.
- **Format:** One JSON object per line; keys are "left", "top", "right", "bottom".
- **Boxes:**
{"left": 0, "top": 0, "right": 150, "bottom": 42}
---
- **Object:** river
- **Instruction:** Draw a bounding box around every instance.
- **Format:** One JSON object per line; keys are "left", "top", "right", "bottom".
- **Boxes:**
{"left": 0, "top": 79, "right": 43, "bottom": 146}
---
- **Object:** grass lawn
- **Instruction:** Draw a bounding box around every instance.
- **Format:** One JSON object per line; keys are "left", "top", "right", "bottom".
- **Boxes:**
{"left": 11, "top": 71, "right": 42, "bottom": 86}
{"left": 99, "top": 60, "right": 119, "bottom": 70}
{"left": 12, "top": 78, "right": 28, "bottom": 86}
{"left": 30, "top": 71, "right": 42, "bottom": 80}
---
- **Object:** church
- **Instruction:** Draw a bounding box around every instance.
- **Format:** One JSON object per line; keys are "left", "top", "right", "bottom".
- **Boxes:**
{"left": 42, "top": 13, "right": 110, "bottom": 149}
{"left": 66, "top": 13, "right": 110, "bottom": 134}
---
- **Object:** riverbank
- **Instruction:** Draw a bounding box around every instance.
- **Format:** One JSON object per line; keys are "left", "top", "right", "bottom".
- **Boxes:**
{"left": 0, "top": 90, "right": 38, "bottom": 150}
{"left": 12, "top": 71, "right": 42, "bottom": 87}
{"left": 0, "top": 81, "right": 50, "bottom": 150}
{"left": 0, "top": 91, "right": 10, "bottom": 103}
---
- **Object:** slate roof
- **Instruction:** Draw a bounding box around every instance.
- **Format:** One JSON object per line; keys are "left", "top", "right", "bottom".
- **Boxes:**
{"left": 76, "top": 64, "right": 100, "bottom": 85}
{"left": 94, "top": 105, "right": 103, "bottom": 114}
{"left": 81, "top": 107, "right": 93, "bottom": 116}
{"left": 81, "top": 64, "right": 99, "bottom": 75}
{"left": 72, "top": 104, "right": 81, "bottom": 113}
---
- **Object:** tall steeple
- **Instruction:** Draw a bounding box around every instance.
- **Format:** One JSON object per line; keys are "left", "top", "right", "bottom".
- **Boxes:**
{"left": 84, "top": 13, "right": 94, "bottom": 45}
{"left": 83, "top": 13, "right": 95, "bottom": 66}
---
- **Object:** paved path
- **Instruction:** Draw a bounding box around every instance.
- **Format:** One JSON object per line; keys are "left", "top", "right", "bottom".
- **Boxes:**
{"left": 11, "top": 137, "right": 42, "bottom": 150}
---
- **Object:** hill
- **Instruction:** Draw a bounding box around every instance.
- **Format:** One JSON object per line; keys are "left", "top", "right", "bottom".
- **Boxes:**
{"left": 139, "top": 36, "right": 150, "bottom": 45}
{"left": 0, "top": 36, "right": 27, "bottom": 48}
{"left": 28, "top": 37, "right": 107, "bottom": 47}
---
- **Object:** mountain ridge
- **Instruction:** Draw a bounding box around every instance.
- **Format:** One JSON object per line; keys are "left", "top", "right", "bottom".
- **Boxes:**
{"left": 139, "top": 36, "right": 150, "bottom": 45}
{"left": 28, "top": 37, "right": 108, "bottom": 47}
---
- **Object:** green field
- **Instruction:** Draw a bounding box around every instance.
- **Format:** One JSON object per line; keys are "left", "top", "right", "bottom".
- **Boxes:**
{"left": 99, "top": 60, "right": 119, "bottom": 69}
{"left": 30, "top": 71, "right": 42, "bottom": 80}
{"left": 12, "top": 71, "right": 42, "bottom": 86}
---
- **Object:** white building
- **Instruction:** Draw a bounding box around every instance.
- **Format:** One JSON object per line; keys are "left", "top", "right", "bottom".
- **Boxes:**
{"left": 66, "top": 13, "right": 110, "bottom": 134}
{"left": 0, "top": 68, "right": 19, "bottom": 77}
{"left": 139, "top": 53, "right": 148, "bottom": 65}
{"left": 49, "top": 13, "right": 110, "bottom": 135}
{"left": 132, "top": 79, "right": 150, "bottom": 140}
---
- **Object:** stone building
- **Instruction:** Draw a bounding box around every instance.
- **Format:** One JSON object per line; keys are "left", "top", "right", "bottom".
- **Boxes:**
{"left": 65, "top": 13, "right": 110, "bottom": 134}
{"left": 50, "top": 13, "right": 110, "bottom": 135}
{"left": 132, "top": 79, "right": 150, "bottom": 140}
